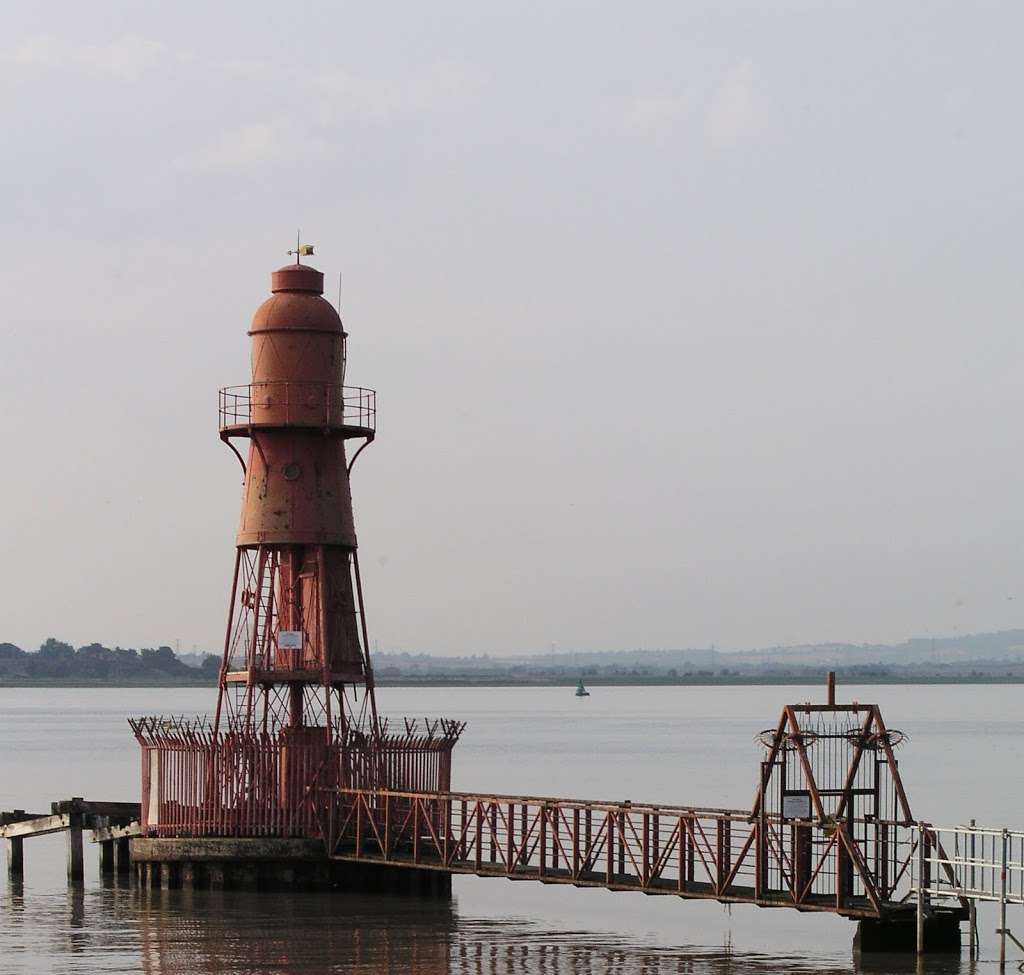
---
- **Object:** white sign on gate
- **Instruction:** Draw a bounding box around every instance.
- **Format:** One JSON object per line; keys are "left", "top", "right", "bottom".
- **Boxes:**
{"left": 278, "top": 630, "right": 303, "bottom": 650}
{"left": 782, "top": 792, "right": 812, "bottom": 820}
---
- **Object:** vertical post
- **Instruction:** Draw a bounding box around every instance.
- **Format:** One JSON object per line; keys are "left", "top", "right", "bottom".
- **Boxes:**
{"left": 572, "top": 808, "right": 580, "bottom": 880}
{"left": 490, "top": 804, "right": 498, "bottom": 865}
{"left": 521, "top": 804, "right": 527, "bottom": 865}
{"left": 67, "top": 811, "right": 84, "bottom": 885}
{"left": 5, "top": 837, "right": 23, "bottom": 880}
{"left": 539, "top": 806, "right": 547, "bottom": 877}
{"left": 160, "top": 862, "right": 180, "bottom": 890}
{"left": 878, "top": 819, "right": 889, "bottom": 900}
{"left": 442, "top": 796, "right": 450, "bottom": 866}
{"left": 549, "top": 805, "right": 557, "bottom": 871}
{"left": 617, "top": 811, "right": 625, "bottom": 879}
{"left": 461, "top": 800, "right": 468, "bottom": 859}
{"left": 836, "top": 825, "right": 850, "bottom": 908}
{"left": 606, "top": 812, "right": 613, "bottom": 884}
{"left": 827, "top": 671, "right": 835, "bottom": 706}
{"left": 474, "top": 802, "right": 482, "bottom": 871}
{"left": 115, "top": 837, "right": 131, "bottom": 876}
{"left": 181, "top": 862, "right": 196, "bottom": 890}
{"left": 916, "top": 825, "right": 925, "bottom": 956}
{"left": 755, "top": 786, "right": 767, "bottom": 898}
{"left": 793, "top": 823, "right": 812, "bottom": 902}
{"left": 1000, "top": 828, "right": 1008, "bottom": 971}
{"left": 642, "top": 813, "right": 650, "bottom": 887}
{"left": 969, "top": 819, "right": 977, "bottom": 959}
{"left": 585, "top": 808, "right": 592, "bottom": 873}
{"left": 355, "top": 795, "right": 363, "bottom": 858}
{"left": 652, "top": 813, "right": 660, "bottom": 885}
{"left": 678, "top": 817, "right": 686, "bottom": 893}
{"left": 717, "top": 820, "right": 731, "bottom": 894}
{"left": 687, "top": 817, "right": 695, "bottom": 886}
{"left": 506, "top": 803, "right": 514, "bottom": 872}
{"left": 99, "top": 840, "right": 115, "bottom": 875}
{"left": 413, "top": 800, "right": 421, "bottom": 865}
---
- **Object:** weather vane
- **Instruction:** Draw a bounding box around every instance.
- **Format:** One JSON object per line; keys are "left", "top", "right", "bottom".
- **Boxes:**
{"left": 287, "top": 229, "right": 314, "bottom": 264}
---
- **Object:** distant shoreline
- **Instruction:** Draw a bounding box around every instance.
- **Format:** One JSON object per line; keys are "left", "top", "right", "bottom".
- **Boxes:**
{"left": 9, "top": 631, "right": 1024, "bottom": 689}
{"left": 0, "top": 675, "right": 1021, "bottom": 689}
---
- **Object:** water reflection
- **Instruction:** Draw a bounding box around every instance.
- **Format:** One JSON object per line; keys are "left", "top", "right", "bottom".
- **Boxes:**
{"left": 448, "top": 931, "right": 978, "bottom": 975}
{"left": 0, "top": 880, "right": 991, "bottom": 975}
{"left": 0, "top": 886, "right": 975, "bottom": 975}
{"left": 136, "top": 890, "right": 456, "bottom": 974}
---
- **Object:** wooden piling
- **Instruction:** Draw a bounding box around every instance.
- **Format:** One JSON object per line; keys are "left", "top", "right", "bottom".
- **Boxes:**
{"left": 66, "top": 812, "right": 84, "bottom": 884}
{"left": 5, "top": 837, "right": 23, "bottom": 880}
{"left": 114, "top": 837, "right": 131, "bottom": 876}
{"left": 206, "top": 864, "right": 226, "bottom": 890}
{"left": 99, "top": 840, "right": 115, "bottom": 875}
{"left": 159, "top": 862, "right": 179, "bottom": 889}
{"left": 234, "top": 863, "right": 259, "bottom": 890}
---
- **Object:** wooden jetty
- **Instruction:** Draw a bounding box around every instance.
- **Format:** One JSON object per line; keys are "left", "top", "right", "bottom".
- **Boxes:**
{"left": 1, "top": 798, "right": 140, "bottom": 882}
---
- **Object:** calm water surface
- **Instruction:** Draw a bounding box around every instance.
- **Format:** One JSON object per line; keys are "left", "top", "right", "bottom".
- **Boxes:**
{"left": 1, "top": 684, "right": 1021, "bottom": 974}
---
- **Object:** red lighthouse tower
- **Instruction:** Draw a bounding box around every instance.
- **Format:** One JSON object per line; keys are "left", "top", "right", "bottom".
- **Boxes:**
{"left": 215, "top": 256, "right": 379, "bottom": 741}
{"left": 132, "top": 251, "right": 461, "bottom": 842}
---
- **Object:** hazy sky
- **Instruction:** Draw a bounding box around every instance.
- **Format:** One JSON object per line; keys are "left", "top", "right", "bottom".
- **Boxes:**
{"left": 2, "top": 3, "right": 1023, "bottom": 656}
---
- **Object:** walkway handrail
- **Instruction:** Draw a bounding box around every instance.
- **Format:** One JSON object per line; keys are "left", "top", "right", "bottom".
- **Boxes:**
{"left": 916, "top": 824, "right": 1024, "bottom": 905}
{"left": 324, "top": 786, "right": 926, "bottom": 919}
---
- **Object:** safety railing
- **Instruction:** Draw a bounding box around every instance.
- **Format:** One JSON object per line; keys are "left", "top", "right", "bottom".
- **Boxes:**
{"left": 915, "top": 823, "right": 1024, "bottom": 964}
{"left": 218, "top": 383, "right": 375, "bottom": 434}
{"left": 327, "top": 788, "right": 920, "bottom": 916}
{"left": 918, "top": 824, "right": 1024, "bottom": 905}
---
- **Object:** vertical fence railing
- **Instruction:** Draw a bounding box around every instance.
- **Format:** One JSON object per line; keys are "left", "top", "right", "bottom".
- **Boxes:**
{"left": 130, "top": 717, "right": 460, "bottom": 839}
{"left": 915, "top": 823, "right": 1024, "bottom": 963}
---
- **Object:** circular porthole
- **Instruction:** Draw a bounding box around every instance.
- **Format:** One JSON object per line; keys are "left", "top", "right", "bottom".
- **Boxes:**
{"left": 282, "top": 462, "right": 302, "bottom": 481}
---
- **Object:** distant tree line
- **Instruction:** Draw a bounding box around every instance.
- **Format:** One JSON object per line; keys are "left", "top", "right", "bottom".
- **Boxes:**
{"left": 3, "top": 637, "right": 1024, "bottom": 686}
{"left": 374, "top": 655, "right": 1024, "bottom": 682}
{"left": 0, "top": 638, "right": 218, "bottom": 682}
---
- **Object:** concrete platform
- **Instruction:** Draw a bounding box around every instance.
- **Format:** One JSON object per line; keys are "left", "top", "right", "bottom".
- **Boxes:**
{"left": 129, "top": 837, "right": 451, "bottom": 897}
{"left": 855, "top": 913, "right": 963, "bottom": 954}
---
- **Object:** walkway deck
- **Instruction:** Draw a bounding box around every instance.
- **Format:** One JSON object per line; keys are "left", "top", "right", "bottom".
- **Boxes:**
{"left": 325, "top": 787, "right": 941, "bottom": 921}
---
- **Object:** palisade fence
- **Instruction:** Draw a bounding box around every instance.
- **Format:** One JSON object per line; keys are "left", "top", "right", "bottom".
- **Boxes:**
{"left": 130, "top": 716, "right": 463, "bottom": 838}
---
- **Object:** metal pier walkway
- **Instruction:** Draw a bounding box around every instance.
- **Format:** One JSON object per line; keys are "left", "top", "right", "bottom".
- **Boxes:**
{"left": 326, "top": 786, "right": 927, "bottom": 921}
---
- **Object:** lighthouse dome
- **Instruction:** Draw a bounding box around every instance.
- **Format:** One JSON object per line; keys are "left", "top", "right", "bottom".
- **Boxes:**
{"left": 250, "top": 263, "right": 343, "bottom": 335}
